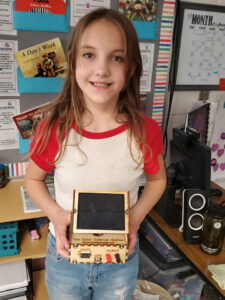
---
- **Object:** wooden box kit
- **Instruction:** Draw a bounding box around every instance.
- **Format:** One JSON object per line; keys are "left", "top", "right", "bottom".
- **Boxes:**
{"left": 69, "top": 190, "right": 129, "bottom": 264}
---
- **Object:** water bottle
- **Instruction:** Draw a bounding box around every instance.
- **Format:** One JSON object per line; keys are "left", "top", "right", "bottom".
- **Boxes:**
{"left": 200, "top": 201, "right": 225, "bottom": 255}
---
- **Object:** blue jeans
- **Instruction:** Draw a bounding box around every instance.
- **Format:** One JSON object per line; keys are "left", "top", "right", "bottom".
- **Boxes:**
{"left": 45, "top": 232, "right": 139, "bottom": 300}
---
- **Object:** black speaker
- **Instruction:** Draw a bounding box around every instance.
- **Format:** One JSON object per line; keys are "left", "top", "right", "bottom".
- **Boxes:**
{"left": 180, "top": 189, "right": 209, "bottom": 244}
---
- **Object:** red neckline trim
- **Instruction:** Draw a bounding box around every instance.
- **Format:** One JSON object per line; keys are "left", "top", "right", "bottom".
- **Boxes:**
{"left": 72, "top": 123, "right": 128, "bottom": 139}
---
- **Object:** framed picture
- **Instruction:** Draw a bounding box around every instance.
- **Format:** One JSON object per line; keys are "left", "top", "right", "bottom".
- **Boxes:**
{"left": 173, "top": 2, "right": 225, "bottom": 90}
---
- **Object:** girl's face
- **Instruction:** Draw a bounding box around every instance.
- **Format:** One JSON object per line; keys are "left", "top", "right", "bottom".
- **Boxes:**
{"left": 75, "top": 19, "right": 126, "bottom": 112}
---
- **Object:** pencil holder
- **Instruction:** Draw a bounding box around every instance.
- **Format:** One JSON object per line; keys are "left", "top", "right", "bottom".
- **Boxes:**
{"left": 0, "top": 221, "right": 19, "bottom": 257}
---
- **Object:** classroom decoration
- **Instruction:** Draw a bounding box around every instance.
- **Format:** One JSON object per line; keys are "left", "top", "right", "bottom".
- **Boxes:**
{"left": 152, "top": 0, "right": 176, "bottom": 127}
{"left": 5, "top": 162, "right": 28, "bottom": 177}
{"left": 15, "top": 37, "right": 66, "bottom": 93}
{"left": 19, "top": 134, "right": 31, "bottom": 154}
{"left": 0, "top": 0, "right": 17, "bottom": 35}
{"left": 173, "top": 2, "right": 225, "bottom": 90}
{"left": 210, "top": 100, "right": 225, "bottom": 181}
{"left": 12, "top": 1, "right": 69, "bottom": 32}
{"left": 15, "top": 38, "right": 67, "bottom": 78}
{"left": 70, "top": 0, "right": 111, "bottom": 26}
{"left": 0, "top": 40, "right": 19, "bottom": 97}
{"left": 132, "top": 19, "right": 158, "bottom": 40}
{"left": 15, "top": 0, "right": 66, "bottom": 14}
{"left": 13, "top": 103, "right": 47, "bottom": 139}
{"left": 17, "top": 68, "right": 64, "bottom": 93}
{"left": 118, "top": 0, "right": 158, "bottom": 40}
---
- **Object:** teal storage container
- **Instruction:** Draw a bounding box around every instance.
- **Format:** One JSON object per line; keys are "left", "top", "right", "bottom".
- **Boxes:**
{"left": 0, "top": 221, "right": 19, "bottom": 257}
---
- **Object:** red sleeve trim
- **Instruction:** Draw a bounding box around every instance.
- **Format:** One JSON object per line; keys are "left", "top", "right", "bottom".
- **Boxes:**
{"left": 141, "top": 115, "right": 164, "bottom": 175}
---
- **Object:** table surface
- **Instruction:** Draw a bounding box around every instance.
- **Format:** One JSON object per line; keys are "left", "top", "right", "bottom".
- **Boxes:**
{"left": 0, "top": 179, "right": 45, "bottom": 223}
{"left": 149, "top": 182, "right": 225, "bottom": 298}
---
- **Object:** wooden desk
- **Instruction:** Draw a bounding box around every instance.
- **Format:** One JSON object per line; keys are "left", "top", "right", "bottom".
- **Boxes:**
{"left": 149, "top": 183, "right": 225, "bottom": 299}
{"left": 0, "top": 180, "right": 48, "bottom": 299}
{"left": 0, "top": 180, "right": 45, "bottom": 222}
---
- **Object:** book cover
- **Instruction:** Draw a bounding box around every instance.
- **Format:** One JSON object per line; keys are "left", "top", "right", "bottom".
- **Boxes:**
{"left": 15, "top": 0, "right": 66, "bottom": 15}
{"left": 14, "top": 38, "right": 67, "bottom": 77}
{"left": 118, "top": 0, "right": 157, "bottom": 22}
{"left": 13, "top": 103, "right": 47, "bottom": 139}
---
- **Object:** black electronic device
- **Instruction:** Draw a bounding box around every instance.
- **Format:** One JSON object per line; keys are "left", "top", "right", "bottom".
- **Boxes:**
{"left": 170, "top": 127, "right": 211, "bottom": 194}
{"left": 155, "top": 127, "right": 211, "bottom": 230}
{"left": 181, "top": 189, "right": 208, "bottom": 244}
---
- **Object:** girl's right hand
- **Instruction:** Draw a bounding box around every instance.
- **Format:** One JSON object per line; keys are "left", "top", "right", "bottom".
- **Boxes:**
{"left": 51, "top": 208, "right": 71, "bottom": 258}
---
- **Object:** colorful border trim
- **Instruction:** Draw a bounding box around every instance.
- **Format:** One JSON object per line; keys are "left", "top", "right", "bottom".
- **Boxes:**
{"left": 152, "top": 0, "right": 176, "bottom": 127}
{"left": 5, "top": 162, "right": 28, "bottom": 177}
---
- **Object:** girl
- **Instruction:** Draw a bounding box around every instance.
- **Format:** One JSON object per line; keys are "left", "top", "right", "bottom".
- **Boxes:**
{"left": 25, "top": 8, "right": 166, "bottom": 300}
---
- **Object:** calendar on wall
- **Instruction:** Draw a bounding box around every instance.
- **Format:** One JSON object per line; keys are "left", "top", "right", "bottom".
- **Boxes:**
{"left": 173, "top": 2, "right": 225, "bottom": 90}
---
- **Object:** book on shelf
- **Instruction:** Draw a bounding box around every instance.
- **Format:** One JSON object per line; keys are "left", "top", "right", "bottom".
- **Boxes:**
{"left": 14, "top": 37, "right": 67, "bottom": 78}
{"left": 15, "top": 0, "right": 66, "bottom": 15}
{"left": 13, "top": 103, "right": 48, "bottom": 139}
{"left": 21, "top": 183, "right": 55, "bottom": 213}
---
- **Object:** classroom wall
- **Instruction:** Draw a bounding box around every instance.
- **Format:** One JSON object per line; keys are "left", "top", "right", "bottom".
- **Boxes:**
{"left": 0, "top": 0, "right": 164, "bottom": 164}
{"left": 164, "top": 0, "right": 225, "bottom": 165}
{"left": 1, "top": 0, "right": 225, "bottom": 167}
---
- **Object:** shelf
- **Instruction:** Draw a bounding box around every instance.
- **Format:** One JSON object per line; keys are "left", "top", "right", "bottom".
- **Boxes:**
{"left": 0, "top": 180, "right": 45, "bottom": 223}
{"left": 33, "top": 269, "right": 49, "bottom": 300}
{"left": 0, "top": 222, "right": 48, "bottom": 264}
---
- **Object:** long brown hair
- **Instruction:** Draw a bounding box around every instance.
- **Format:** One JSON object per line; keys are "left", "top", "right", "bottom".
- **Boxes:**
{"left": 31, "top": 8, "right": 149, "bottom": 165}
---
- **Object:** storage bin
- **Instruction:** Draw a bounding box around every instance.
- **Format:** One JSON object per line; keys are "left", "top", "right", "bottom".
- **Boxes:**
{"left": 138, "top": 248, "right": 205, "bottom": 300}
{"left": 139, "top": 216, "right": 185, "bottom": 270}
{"left": 138, "top": 218, "right": 205, "bottom": 300}
{"left": 0, "top": 221, "right": 19, "bottom": 257}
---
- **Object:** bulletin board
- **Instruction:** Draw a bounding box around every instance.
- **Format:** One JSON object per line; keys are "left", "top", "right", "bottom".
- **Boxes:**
{"left": 174, "top": 2, "right": 225, "bottom": 91}
{"left": 0, "top": 0, "right": 169, "bottom": 166}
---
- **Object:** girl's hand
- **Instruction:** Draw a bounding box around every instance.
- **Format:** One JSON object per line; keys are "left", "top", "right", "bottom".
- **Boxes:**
{"left": 51, "top": 208, "right": 71, "bottom": 258}
{"left": 127, "top": 206, "right": 141, "bottom": 255}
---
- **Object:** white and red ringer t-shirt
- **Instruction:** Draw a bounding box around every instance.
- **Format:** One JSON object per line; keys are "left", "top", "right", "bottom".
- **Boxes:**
{"left": 29, "top": 115, "right": 163, "bottom": 236}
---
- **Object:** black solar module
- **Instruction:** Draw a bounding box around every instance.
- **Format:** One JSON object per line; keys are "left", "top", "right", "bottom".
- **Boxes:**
{"left": 77, "top": 193, "right": 125, "bottom": 230}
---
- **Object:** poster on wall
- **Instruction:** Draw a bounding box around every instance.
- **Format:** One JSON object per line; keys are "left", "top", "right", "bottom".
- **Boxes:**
{"left": 70, "top": 0, "right": 110, "bottom": 26}
{"left": 0, "top": 99, "right": 20, "bottom": 150}
{"left": 210, "top": 99, "right": 225, "bottom": 183}
{"left": 140, "top": 42, "right": 154, "bottom": 93}
{"left": 174, "top": 2, "right": 225, "bottom": 90}
{"left": 0, "top": 0, "right": 17, "bottom": 35}
{"left": 0, "top": 40, "right": 19, "bottom": 96}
